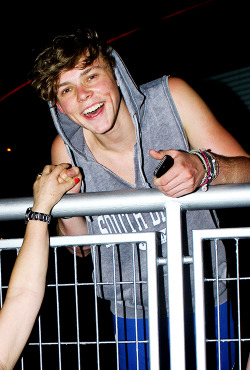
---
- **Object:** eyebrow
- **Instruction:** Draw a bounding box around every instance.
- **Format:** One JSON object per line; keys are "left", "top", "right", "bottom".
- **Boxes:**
{"left": 58, "top": 66, "right": 101, "bottom": 89}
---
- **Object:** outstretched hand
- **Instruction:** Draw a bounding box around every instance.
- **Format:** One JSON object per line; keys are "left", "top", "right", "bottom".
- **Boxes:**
{"left": 32, "top": 163, "right": 81, "bottom": 214}
{"left": 150, "top": 149, "right": 205, "bottom": 198}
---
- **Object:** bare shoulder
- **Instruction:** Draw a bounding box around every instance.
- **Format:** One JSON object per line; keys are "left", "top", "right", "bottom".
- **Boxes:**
{"left": 51, "top": 134, "right": 65, "bottom": 151}
{"left": 51, "top": 134, "right": 71, "bottom": 165}
{"left": 168, "top": 77, "right": 200, "bottom": 102}
{"left": 168, "top": 78, "right": 249, "bottom": 156}
{"left": 168, "top": 76, "right": 187, "bottom": 90}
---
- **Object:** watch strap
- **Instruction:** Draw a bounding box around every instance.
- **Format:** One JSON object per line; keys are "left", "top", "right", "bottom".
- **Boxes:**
{"left": 25, "top": 207, "right": 51, "bottom": 224}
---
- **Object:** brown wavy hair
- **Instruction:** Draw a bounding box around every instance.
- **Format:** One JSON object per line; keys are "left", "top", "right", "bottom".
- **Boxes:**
{"left": 31, "top": 28, "right": 115, "bottom": 106}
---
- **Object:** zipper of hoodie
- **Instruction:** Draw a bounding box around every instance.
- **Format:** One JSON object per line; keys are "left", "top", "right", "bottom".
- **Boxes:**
{"left": 132, "top": 114, "right": 151, "bottom": 189}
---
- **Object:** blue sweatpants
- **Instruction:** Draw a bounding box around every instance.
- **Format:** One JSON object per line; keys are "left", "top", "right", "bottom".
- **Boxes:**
{"left": 112, "top": 301, "right": 235, "bottom": 369}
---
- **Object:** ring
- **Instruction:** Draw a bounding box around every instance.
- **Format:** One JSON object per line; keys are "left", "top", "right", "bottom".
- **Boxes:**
{"left": 36, "top": 173, "right": 42, "bottom": 179}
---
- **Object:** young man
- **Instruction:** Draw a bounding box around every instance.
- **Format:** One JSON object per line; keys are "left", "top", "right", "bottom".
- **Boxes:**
{"left": 32, "top": 28, "right": 250, "bottom": 369}
{"left": 0, "top": 164, "right": 80, "bottom": 370}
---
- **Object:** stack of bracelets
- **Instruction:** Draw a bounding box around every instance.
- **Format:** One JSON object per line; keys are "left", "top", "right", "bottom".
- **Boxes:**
{"left": 190, "top": 149, "right": 219, "bottom": 191}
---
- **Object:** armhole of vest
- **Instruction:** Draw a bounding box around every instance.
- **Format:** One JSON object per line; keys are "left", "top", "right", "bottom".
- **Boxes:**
{"left": 161, "top": 76, "right": 190, "bottom": 151}
{"left": 65, "top": 144, "right": 76, "bottom": 166}
{"left": 65, "top": 143, "right": 86, "bottom": 193}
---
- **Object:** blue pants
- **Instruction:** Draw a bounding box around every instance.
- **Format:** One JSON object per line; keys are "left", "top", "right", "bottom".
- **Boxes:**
{"left": 112, "top": 301, "right": 235, "bottom": 369}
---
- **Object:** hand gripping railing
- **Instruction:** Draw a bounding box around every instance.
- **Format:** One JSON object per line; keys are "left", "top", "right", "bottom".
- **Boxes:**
{"left": 1, "top": 183, "right": 250, "bottom": 369}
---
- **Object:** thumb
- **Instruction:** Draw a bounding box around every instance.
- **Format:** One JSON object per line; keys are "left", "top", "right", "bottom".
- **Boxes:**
{"left": 149, "top": 149, "right": 167, "bottom": 160}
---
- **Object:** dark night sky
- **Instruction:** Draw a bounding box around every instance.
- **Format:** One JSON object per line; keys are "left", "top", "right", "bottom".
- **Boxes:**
{"left": 0, "top": 0, "right": 249, "bottom": 198}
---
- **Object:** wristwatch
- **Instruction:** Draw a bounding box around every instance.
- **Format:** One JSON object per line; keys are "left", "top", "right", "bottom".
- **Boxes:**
{"left": 25, "top": 207, "right": 51, "bottom": 224}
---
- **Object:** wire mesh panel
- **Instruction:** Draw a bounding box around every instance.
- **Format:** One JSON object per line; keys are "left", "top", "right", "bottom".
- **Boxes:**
{"left": 193, "top": 227, "right": 250, "bottom": 370}
{"left": 0, "top": 232, "right": 160, "bottom": 370}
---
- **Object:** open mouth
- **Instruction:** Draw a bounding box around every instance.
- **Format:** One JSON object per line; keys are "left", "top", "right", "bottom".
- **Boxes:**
{"left": 83, "top": 103, "right": 104, "bottom": 117}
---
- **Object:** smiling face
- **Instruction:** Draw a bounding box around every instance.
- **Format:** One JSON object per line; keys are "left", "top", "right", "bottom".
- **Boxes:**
{"left": 56, "top": 56, "right": 122, "bottom": 136}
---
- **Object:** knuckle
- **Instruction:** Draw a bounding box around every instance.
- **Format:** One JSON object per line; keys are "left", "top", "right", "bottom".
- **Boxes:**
{"left": 43, "top": 164, "right": 51, "bottom": 172}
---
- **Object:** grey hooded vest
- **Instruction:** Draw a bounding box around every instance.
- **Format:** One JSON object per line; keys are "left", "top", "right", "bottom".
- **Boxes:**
{"left": 49, "top": 50, "right": 227, "bottom": 318}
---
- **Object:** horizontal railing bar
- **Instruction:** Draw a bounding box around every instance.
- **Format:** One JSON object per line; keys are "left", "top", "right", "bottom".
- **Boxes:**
{"left": 0, "top": 183, "right": 250, "bottom": 221}
{"left": 192, "top": 227, "right": 250, "bottom": 240}
{"left": 0, "top": 232, "right": 157, "bottom": 249}
{"left": 28, "top": 340, "right": 150, "bottom": 346}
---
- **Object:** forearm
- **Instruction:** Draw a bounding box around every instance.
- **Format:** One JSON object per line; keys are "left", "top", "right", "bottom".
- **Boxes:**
{"left": 57, "top": 216, "right": 88, "bottom": 236}
{"left": 0, "top": 292, "right": 44, "bottom": 370}
{"left": 8, "top": 221, "right": 49, "bottom": 294}
{"left": 212, "top": 154, "right": 250, "bottom": 185}
{"left": 57, "top": 216, "right": 90, "bottom": 257}
{"left": 0, "top": 221, "right": 49, "bottom": 369}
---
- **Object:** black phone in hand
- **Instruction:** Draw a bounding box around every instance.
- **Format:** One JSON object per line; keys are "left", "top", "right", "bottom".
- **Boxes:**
{"left": 154, "top": 155, "right": 174, "bottom": 178}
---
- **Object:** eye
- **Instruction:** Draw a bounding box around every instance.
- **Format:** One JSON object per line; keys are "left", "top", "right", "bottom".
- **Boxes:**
{"left": 61, "top": 87, "right": 71, "bottom": 95}
{"left": 88, "top": 74, "right": 97, "bottom": 81}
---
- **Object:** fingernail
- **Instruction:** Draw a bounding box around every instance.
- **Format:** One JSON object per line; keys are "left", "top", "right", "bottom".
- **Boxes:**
{"left": 74, "top": 178, "right": 80, "bottom": 184}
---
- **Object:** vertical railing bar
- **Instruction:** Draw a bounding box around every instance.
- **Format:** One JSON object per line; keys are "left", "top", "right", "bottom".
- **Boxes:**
{"left": 73, "top": 247, "right": 81, "bottom": 370}
{"left": 192, "top": 230, "right": 207, "bottom": 369}
{"left": 215, "top": 239, "right": 221, "bottom": 370}
{"left": 132, "top": 243, "right": 139, "bottom": 369}
{"left": 112, "top": 244, "right": 120, "bottom": 370}
{"left": 20, "top": 356, "right": 24, "bottom": 370}
{"left": 0, "top": 251, "right": 2, "bottom": 308}
{"left": 147, "top": 233, "right": 160, "bottom": 370}
{"left": 54, "top": 247, "right": 62, "bottom": 370}
{"left": 166, "top": 202, "right": 186, "bottom": 369}
{"left": 92, "top": 245, "right": 100, "bottom": 370}
{"left": 38, "top": 315, "right": 43, "bottom": 370}
{"left": 235, "top": 238, "right": 242, "bottom": 370}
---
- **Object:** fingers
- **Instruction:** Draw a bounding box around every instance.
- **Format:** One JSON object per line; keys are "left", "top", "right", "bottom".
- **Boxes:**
{"left": 59, "top": 176, "right": 80, "bottom": 193}
{"left": 37, "top": 163, "right": 71, "bottom": 179}
{"left": 36, "top": 164, "right": 80, "bottom": 183}
{"left": 32, "top": 164, "right": 81, "bottom": 213}
{"left": 57, "top": 165, "right": 81, "bottom": 184}
{"left": 34, "top": 163, "right": 81, "bottom": 191}
{"left": 41, "top": 164, "right": 57, "bottom": 175}
{"left": 155, "top": 175, "right": 196, "bottom": 198}
{"left": 152, "top": 150, "right": 204, "bottom": 198}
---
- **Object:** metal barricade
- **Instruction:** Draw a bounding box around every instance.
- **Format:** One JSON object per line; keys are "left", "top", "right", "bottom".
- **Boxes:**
{"left": 0, "top": 183, "right": 250, "bottom": 369}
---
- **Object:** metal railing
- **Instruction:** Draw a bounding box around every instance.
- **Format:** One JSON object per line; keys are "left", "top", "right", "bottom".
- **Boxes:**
{"left": 0, "top": 183, "right": 250, "bottom": 369}
{"left": 193, "top": 227, "right": 250, "bottom": 370}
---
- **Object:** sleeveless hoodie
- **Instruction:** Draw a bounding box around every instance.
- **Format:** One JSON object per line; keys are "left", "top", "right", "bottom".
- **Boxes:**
{"left": 49, "top": 50, "right": 227, "bottom": 318}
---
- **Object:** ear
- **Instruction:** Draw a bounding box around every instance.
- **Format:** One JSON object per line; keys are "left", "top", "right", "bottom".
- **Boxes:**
{"left": 56, "top": 102, "right": 65, "bottom": 114}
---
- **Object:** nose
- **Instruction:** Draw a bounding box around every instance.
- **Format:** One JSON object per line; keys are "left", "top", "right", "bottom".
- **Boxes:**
{"left": 77, "top": 85, "right": 92, "bottom": 102}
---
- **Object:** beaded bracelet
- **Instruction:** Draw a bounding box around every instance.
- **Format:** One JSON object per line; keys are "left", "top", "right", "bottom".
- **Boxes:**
{"left": 190, "top": 149, "right": 219, "bottom": 191}
{"left": 205, "top": 150, "right": 219, "bottom": 181}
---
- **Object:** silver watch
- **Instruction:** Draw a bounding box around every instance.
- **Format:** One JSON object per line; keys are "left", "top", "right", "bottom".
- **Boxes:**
{"left": 25, "top": 207, "right": 51, "bottom": 224}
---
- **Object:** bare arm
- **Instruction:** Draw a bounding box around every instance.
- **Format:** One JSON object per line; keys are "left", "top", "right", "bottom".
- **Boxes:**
{"left": 0, "top": 164, "right": 78, "bottom": 369}
{"left": 151, "top": 77, "right": 250, "bottom": 197}
{"left": 51, "top": 135, "right": 89, "bottom": 257}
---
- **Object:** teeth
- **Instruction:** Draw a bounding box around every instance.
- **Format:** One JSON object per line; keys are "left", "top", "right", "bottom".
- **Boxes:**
{"left": 83, "top": 103, "right": 104, "bottom": 115}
